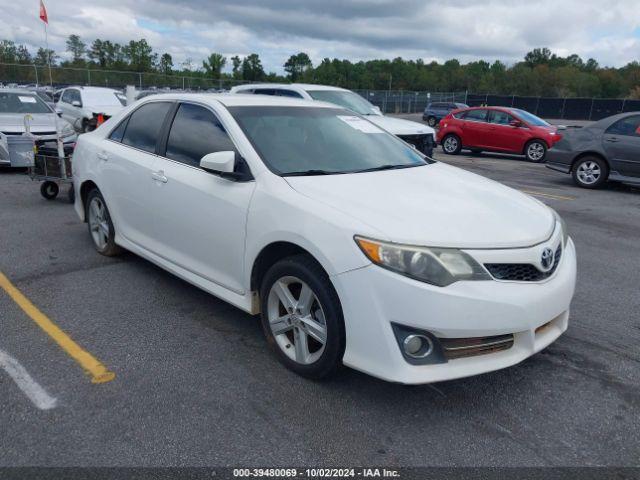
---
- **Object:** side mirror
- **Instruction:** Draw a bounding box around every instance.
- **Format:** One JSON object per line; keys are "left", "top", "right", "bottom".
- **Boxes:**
{"left": 372, "top": 106, "right": 382, "bottom": 115}
{"left": 72, "top": 100, "right": 82, "bottom": 108}
{"left": 200, "top": 151, "right": 249, "bottom": 181}
{"left": 55, "top": 108, "right": 63, "bottom": 117}
{"left": 509, "top": 119, "right": 523, "bottom": 128}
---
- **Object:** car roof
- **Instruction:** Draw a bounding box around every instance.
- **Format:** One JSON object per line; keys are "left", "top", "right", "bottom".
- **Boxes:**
{"left": 0, "top": 88, "right": 39, "bottom": 95}
{"left": 231, "top": 83, "right": 349, "bottom": 93}
{"left": 139, "top": 92, "right": 335, "bottom": 109}
{"left": 63, "top": 86, "right": 121, "bottom": 93}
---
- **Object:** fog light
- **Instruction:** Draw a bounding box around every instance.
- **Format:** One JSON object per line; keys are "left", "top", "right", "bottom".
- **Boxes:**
{"left": 403, "top": 334, "right": 433, "bottom": 359}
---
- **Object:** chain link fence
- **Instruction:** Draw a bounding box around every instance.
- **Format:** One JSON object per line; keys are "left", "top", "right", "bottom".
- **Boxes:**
{"left": 0, "top": 63, "right": 248, "bottom": 91}
{"left": 2, "top": 63, "right": 639, "bottom": 120}
{"left": 355, "top": 90, "right": 640, "bottom": 121}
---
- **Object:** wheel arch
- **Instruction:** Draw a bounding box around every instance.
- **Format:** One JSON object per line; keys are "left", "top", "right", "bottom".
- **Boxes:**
{"left": 79, "top": 180, "right": 99, "bottom": 221}
{"left": 523, "top": 138, "right": 549, "bottom": 154}
{"left": 570, "top": 151, "right": 609, "bottom": 172}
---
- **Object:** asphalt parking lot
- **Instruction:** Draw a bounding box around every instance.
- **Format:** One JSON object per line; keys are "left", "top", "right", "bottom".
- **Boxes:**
{"left": 1, "top": 151, "right": 639, "bottom": 467}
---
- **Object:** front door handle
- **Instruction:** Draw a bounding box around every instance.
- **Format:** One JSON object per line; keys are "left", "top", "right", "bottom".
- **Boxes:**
{"left": 97, "top": 152, "right": 108, "bottom": 161}
{"left": 606, "top": 137, "right": 619, "bottom": 143}
{"left": 151, "top": 170, "right": 168, "bottom": 183}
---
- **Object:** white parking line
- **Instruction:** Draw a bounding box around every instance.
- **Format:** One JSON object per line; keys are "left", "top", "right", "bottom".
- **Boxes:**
{"left": 0, "top": 349, "right": 57, "bottom": 410}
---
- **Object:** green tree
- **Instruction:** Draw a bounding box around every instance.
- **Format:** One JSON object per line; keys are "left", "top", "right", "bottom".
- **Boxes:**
{"left": 159, "top": 53, "right": 173, "bottom": 75}
{"left": 524, "top": 48, "right": 552, "bottom": 67}
{"left": 284, "top": 52, "right": 312, "bottom": 81}
{"left": 35, "top": 48, "right": 58, "bottom": 66}
{"left": 66, "top": 34, "right": 86, "bottom": 64}
{"left": 231, "top": 55, "right": 242, "bottom": 79}
{"left": 241, "top": 53, "right": 265, "bottom": 81}
{"left": 202, "top": 53, "right": 226, "bottom": 79}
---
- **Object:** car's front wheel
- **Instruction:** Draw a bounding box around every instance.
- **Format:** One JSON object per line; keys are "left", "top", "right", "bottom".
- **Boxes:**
{"left": 85, "top": 188, "right": 123, "bottom": 256}
{"left": 572, "top": 156, "right": 609, "bottom": 189}
{"left": 442, "top": 134, "right": 462, "bottom": 155}
{"left": 260, "top": 254, "right": 345, "bottom": 380}
{"left": 525, "top": 140, "right": 547, "bottom": 162}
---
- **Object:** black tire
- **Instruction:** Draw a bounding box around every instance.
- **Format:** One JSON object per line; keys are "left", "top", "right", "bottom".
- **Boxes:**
{"left": 572, "top": 156, "right": 609, "bottom": 189}
{"left": 525, "top": 140, "right": 547, "bottom": 163}
{"left": 40, "top": 181, "right": 59, "bottom": 200}
{"left": 427, "top": 116, "right": 438, "bottom": 127}
{"left": 441, "top": 134, "right": 462, "bottom": 155}
{"left": 85, "top": 188, "right": 123, "bottom": 256}
{"left": 259, "top": 254, "right": 345, "bottom": 380}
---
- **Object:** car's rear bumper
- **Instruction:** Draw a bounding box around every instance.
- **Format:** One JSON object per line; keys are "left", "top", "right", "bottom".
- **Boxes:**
{"left": 332, "top": 238, "right": 576, "bottom": 384}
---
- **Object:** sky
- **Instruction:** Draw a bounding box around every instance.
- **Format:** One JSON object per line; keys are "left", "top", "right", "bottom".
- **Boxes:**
{"left": 1, "top": 0, "right": 639, "bottom": 72}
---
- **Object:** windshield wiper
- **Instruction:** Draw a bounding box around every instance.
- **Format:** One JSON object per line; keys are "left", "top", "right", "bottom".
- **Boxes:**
{"left": 283, "top": 169, "right": 336, "bottom": 177}
{"left": 351, "top": 164, "right": 416, "bottom": 173}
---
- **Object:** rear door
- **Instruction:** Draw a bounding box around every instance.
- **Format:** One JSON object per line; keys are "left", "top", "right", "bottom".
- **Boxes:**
{"left": 149, "top": 102, "right": 256, "bottom": 293}
{"left": 602, "top": 115, "right": 640, "bottom": 177}
{"left": 460, "top": 109, "right": 491, "bottom": 148}
{"left": 100, "top": 101, "right": 174, "bottom": 251}
{"left": 486, "top": 109, "right": 530, "bottom": 153}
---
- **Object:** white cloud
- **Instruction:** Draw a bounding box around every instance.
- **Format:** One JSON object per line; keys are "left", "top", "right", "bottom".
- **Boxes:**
{"left": 0, "top": 0, "right": 639, "bottom": 71}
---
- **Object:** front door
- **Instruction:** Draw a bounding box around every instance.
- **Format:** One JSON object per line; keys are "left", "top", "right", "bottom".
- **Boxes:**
{"left": 149, "top": 102, "right": 255, "bottom": 294}
{"left": 486, "top": 110, "right": 531, "bottom": 153}
{"left": 602, "top": 115, "right": 640, "bottom": 177}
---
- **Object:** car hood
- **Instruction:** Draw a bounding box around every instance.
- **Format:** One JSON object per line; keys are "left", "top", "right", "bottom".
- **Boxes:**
{"left": 366, "top": 115, "right": 436, "bottom": 136}
{"left": 0, "top": 113, "right": 63, "bottom": 133}
{"left": 85, "top": 105, "right": 123, "bottom": 116}
{"left": 285, "top": 162, "right": 554, "bottom": 249}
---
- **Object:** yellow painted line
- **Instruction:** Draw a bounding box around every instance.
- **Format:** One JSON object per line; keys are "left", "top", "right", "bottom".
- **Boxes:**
{"left": 0, "top": 271, "right": 115, "bottom": 384}
{"left": 520, "top": 189, "right": 575, "bottom": 201}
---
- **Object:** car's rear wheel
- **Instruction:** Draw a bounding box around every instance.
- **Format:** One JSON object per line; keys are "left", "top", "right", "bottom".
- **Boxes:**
{"left": 442, "top": 134, "right": 462, "bottom": 155}
{"left": 40, "top": 181, "right": 59, "bottom": 200}
{"left": 260, "top": 254, "right": 345, "bottom": 380}
{"left": 525, "top": 140, "right": 547, "bottom": 162}
{"left": 572, "top": 156, "right": 609, "bottom": 189}
{"left": 85, "top": 188, "right": 123, "bottom": 256}
{"left": 427, "top": 116, "right": 437, "bottom": 127}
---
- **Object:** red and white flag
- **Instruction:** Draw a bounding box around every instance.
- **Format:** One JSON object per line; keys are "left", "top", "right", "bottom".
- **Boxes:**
{"left": 39, "top": 0, "right": 48, "bottom": 24}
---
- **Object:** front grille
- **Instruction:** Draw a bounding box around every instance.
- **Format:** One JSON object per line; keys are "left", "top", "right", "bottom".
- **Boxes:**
{"left": 440, "top": 334, "right": 514, "bottom": 360}
{"left": 485, "top": 244, "right": 562, "bottom": 282}
{"left": 398, "top": 133, "right": 434, "bottom": 154}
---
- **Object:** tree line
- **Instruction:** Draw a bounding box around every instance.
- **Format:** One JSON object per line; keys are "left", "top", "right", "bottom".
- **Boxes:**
{"left": 1, "top": 36, "right": 639, "bottom": 98}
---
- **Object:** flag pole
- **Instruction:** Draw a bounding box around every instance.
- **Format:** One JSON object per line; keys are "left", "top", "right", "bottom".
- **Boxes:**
{"left": 43, "top": 21, "right": 53, "bottom": 88}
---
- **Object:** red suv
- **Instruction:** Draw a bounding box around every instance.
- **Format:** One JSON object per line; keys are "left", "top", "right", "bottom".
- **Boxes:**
{"left": 436, "top": 107, "right": 563, "bottom": 162}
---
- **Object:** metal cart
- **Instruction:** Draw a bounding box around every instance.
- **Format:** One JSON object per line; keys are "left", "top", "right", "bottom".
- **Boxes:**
{"left": 29, "top": 145, "right": 75, "bottom": 203}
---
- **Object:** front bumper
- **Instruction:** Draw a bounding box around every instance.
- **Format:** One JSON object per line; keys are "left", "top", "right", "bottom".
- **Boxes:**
{"left": 545, "top": 149, "right": 575, "bottom": 173}
{"left": 332, "top": 238, "right": 577, "bottom": 384}
{"left": 397, "top": 133, "right": 435, "bottom": 157}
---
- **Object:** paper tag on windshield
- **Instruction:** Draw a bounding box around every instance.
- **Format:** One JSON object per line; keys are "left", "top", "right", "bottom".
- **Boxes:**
{"left": 337, "top": 115, "right": 383, "bottom": 133}
{"left": 18, "top": 96, "right": 37, "bottom": 103}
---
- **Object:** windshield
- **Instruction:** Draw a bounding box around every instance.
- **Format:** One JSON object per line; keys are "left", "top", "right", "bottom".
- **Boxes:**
{"left": 229, "top": 106, "right": 427, "bottom": 176}
{"left": 86, "top": 89, "right": 124, "bottom": 106}
{"left": 511, "top": 109, "right": 549, "bottom": 127}
{"left": 0, "top": 92, "right": 52, "bottom": 114}
{"left": 306, "top": 90, "right": 378, "bottom": 115}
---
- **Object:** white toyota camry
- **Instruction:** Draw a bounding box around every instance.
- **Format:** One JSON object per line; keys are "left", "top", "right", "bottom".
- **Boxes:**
{"left": 72, "top": 93, "right": 576, "bottom": 384}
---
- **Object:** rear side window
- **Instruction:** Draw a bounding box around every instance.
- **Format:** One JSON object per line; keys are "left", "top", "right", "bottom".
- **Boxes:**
{"left": 121, "top": 102, "right": 172, "bottom": 153}
{"left": 165, "top": 103, "right": 236, "bottom": 167}
{"left": 253, "top": 89, "right": 278, "bottom": 96}
{"left": 278, "top": 90, "right": 303, "bottom": 98}
{"left": 606, "top": 116, "right": 640, "bottom": 137}
{"left": 109, "top": 118, "right": 129, "bottom": 142}
{"left": 462, "top": 109, "right": 488, "bottom": 122}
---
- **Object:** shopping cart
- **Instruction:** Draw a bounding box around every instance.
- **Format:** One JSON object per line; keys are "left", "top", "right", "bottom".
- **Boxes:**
{"left": 29, "top": 145, "right": 75, "bottom": 203}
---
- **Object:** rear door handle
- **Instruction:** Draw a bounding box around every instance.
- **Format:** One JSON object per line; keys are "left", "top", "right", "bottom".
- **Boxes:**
{"left": 97, "top": 152, "right": 108, "bottom": 161}
{"left": 151, "top": 170, "right": 168, "bottom": 183}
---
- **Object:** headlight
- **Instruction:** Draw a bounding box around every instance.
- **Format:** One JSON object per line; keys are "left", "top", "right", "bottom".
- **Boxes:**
{"left": 551, "top": 210, "right": 569, "bottom": 246}
{"left": 355, "top": 236, "right": 491, "bottom": 287}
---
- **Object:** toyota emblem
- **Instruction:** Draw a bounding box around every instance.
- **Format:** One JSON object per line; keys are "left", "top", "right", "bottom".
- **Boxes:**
{"left": 540, "top": 247, "right": 555, "bottom": 271}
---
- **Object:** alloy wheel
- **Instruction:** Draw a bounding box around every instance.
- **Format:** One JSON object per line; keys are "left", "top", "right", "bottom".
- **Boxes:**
{"left": 576, "top": 161, "right": 601, "bottom": 185}
{"left": 266, "top": 276, "right": 327, "bottom": 365}
{"left": 527, "top": 142, "right": 545, "bottom": 161}
{"left": 443, "top": 136, "right": 458, "bottom": 153}
{"left": 88, "top": 197, "right": 110, "bottom": 250}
